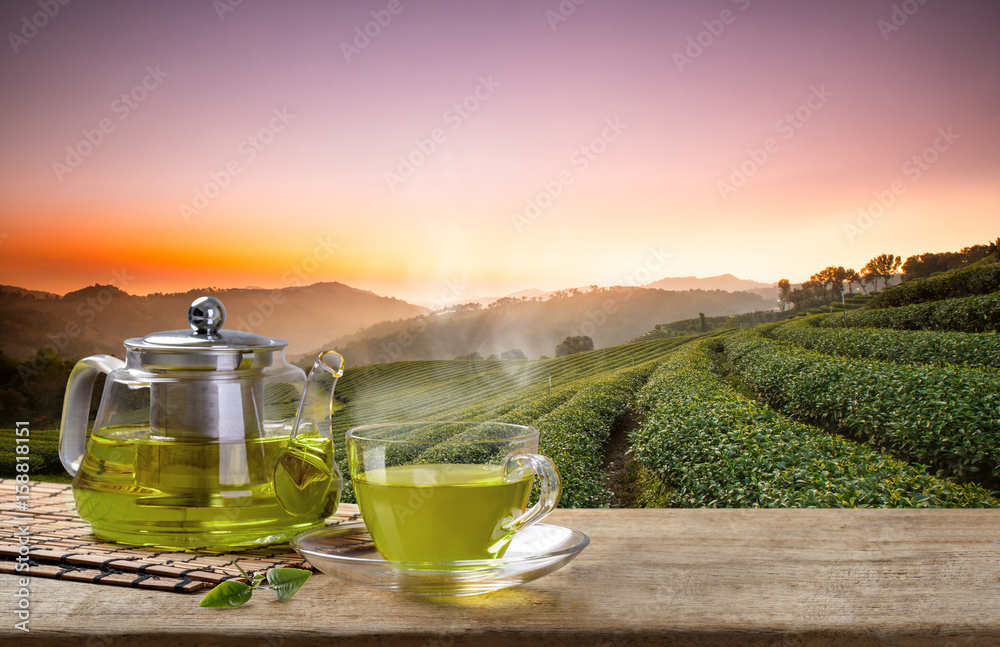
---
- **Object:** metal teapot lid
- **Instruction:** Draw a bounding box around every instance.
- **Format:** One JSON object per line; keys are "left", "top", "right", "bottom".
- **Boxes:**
{"left": 125, "top": 296, "right": 287, "bottom": 354}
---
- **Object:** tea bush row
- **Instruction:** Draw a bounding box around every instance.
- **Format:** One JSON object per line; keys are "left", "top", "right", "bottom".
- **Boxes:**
{"left": 435, "top": 364, "right": 657, "bottom": 508}
{"left": 330, "top": 336, "right": 691, "bottom": 433}
{"left": 0, "top": 428, "right": 62, "bottom": 478}
{"left": 336, "top": 386, "right": 582, "bottom": 504}
{"left": 533, "top": 362, "right": 659, "bottom": 507}
{"left": 724, "top": 330, "right": 1000, "bottom": 483}
{"left": 817, "top": 292, "right": 1000, "bottom": 333}
{"left": 769, "top": 317, "right": 1000, "bottom": 371}
{"left": 868, "top": 261, "right": 1000, "bottom": 309}
{"left": 631, "top": 341, "right": 994, "bottom": 507}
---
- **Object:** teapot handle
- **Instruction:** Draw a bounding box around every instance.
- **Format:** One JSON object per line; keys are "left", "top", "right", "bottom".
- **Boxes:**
{"left": 59, "top": 355, "right": 125, "bottom": 477}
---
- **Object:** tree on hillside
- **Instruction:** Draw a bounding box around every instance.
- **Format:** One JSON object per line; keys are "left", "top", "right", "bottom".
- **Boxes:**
{"left": 808, "top": 272, "right": 825, "bottom": 299}
{"left": 902, "top": 253, "right": 954, "bottom": 280}
{"left": 861, "top": 254, "right": 901, "bottom": 292}
{"left": 844, "top": 269, "right": 863, "bottom": 294}
{"left": 500, "top": 348, "right": 526, "bottom": 360}
{"left": 555, "top": 335, "right": 593, "bottom": 357}
{"left": 777, "top": 279, "right": 791, "bottom": 311}
{"left": 871, "top": 254, "right": 901, "bottom": 290}
{"left": 801, "top": 280, "right": 826, "bottom": 301}
{"left": 901, "top": 244, "right": 990, "bottom": 280}
{"left": 788, "top": 287, "right": 809, "bottom": 311}
{"left": 989, "top": 238, "right": 1000, "bottom": 263}
{"left": 812, "top": 266, "right": 847, "bottom": 301}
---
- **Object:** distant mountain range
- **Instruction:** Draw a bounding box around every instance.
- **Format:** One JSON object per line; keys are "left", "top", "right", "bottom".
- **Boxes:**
{"left": 308, "top": 286, "right": 768, "bottom": 365}
{"left": 441, "top": 275, "right": 775, "bottom": 309}
{"left": 645, "top": 273, "right": 774, "bottom": 293}
{"left": 0, "top": 276, "right": 776, "bottom": 365}
{"left": 0, "top": 282, "right": 426, "bottom": 361}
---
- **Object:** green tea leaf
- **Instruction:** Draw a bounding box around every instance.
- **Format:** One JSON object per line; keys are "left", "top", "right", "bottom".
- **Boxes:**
{"left": 233, "top": 561, "right": 252, "bottom": 580}
{"left": 199, "top": 581, "right": 253, "bottom": 609}
{"left": 266, "top": 568, "right": 312, "bottom": 602}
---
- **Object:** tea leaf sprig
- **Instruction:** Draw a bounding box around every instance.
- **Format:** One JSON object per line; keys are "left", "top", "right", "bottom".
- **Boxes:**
{"left": 199, "top": 562, "right": 312, "bottom": 609}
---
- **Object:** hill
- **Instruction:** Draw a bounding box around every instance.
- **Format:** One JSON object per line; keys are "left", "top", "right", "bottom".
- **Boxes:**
{"left": 0, "top": 285, "right": 59, "bottom": 299}
{"left": 646, "top": 273, "right": 772, "bottom": 292}
{"left": 6, "top": 259, "right": 995, "bottom": 510}
{"left": 0, "top": 282, "right": 427, "bottom": 361}
{"left": 307, "top": 286, "right": 766, "bottom": 365}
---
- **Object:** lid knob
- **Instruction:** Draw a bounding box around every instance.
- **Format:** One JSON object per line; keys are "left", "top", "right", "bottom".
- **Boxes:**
{"left": 188, "top": 296, "right": 226, "bottom": 336}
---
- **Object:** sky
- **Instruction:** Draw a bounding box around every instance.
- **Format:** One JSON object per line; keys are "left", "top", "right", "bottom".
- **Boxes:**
{"left": 1, "top": 0, "right": 998, "bottom": 305}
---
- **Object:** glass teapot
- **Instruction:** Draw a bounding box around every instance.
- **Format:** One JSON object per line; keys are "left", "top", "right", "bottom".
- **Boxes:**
{"left": 58, "top": 296, "right": 345, "bottom": 550}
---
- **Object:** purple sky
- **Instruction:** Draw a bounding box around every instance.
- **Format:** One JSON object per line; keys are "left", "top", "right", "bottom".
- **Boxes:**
{"left": 1, "top": 0, "right": 998, "bottom": 303}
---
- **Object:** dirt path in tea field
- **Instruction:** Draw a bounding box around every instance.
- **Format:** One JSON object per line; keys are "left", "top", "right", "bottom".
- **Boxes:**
{"left": 601, "top": 411, "right": 643, "bottom": 508}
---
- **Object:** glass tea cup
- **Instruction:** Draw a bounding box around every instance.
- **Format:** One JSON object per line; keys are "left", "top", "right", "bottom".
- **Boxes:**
{"left": 345, "top": 421, "right": 561, "bottom": 563}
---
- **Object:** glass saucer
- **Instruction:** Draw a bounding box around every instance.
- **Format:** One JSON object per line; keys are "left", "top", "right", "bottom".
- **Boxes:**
{"left": 292, "top": 522, "right": 589, "bottom": 597}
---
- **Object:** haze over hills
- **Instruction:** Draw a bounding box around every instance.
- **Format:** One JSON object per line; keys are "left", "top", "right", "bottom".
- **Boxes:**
{"left": 439, "top": 276, "right": 774, "bottom": 310}
{"left": 308, "top": 286, "right": 768, "bottom": 365}
{"left": 0, "top": 282, "right": 426, "bottom": 361}
{"left": 645, "top": 274, "right": 774, "bottom": 293}
{"left": 0, "top": 277, "right": 775, "bottom": 366}
{"left": 644, "top": 274, "right": 776, "bottom": 304}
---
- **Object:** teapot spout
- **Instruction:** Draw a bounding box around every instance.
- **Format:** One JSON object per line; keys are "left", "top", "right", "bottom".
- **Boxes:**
{"left": 273, "top": 350, "right": 345, "bottom": 518}
{"left": 292, "top": 350, "right": 344, "bottom": 440}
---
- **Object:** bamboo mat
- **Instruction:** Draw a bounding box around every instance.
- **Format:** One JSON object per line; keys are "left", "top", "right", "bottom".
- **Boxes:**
{"left": 0, "top": 479, "right": 361, "bottom": 593}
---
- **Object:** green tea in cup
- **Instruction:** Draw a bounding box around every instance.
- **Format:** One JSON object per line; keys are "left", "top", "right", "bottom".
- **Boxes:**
{"left": 346, "top": 422, "right": 561, "bottom": 563}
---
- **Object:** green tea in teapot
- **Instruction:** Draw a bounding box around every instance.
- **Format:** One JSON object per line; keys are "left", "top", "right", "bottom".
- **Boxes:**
{"left": 58, "top": 297, "right": 347, "bottom": 550}
{"left": 73, "top": 425, "right": 338, "bottom": 550}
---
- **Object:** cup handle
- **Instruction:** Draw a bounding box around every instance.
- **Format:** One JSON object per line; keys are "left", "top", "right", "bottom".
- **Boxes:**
{"left": 502, "top": 453, "right": 561, "bottom": 533}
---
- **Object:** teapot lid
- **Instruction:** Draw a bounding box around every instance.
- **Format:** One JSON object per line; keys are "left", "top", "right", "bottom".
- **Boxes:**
{"left": 125, "top": 296, "right": 287, "bottom": 353}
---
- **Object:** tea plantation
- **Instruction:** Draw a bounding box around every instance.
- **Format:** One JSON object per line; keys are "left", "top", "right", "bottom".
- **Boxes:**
{"left": 7, "top": 261, "right": 999, "bottom": 507}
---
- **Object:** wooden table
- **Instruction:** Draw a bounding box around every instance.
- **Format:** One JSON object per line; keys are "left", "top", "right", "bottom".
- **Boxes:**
{"left": 6, "top": 509, "right": 999, "bottom": 646}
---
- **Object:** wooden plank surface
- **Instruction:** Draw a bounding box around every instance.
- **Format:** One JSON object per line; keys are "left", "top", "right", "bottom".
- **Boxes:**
{"left": 5, "top": 508, "right": 1000, "bottom": 646}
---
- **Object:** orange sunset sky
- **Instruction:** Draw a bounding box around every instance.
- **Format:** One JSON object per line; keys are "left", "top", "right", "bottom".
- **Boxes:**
{"left": 1, "top": 0, "right": 998, "bottom": 304}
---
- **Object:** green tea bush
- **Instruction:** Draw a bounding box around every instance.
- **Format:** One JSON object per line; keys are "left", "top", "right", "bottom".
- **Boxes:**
{"left": 869, "top": 262, "right": 1000, "bottom": 309}
{"left": 0, "top": 428, "right": 63, "bottom": 478}
{"left": 724, "top": 330, "right": 1000, "bottom": 483}
{"left": 490, "top": 391, "right": 578, "bottom": 426}
{"left": 769, "top": 318, "right": 1000, "bottom": 370}
{"left": 818, "top": 292, "right": 1000, "bottom": 333}
{"left": 631, "top": 341, "right": 994, "bottom": 507}
{"left": 533, "top": 362, "right": 658, "bottom": 507}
